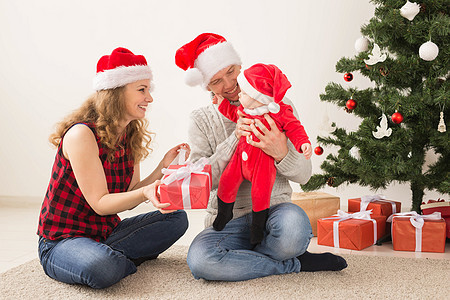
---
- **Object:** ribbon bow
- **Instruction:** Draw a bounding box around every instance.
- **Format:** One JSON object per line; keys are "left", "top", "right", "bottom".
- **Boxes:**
{"left": 323, "top": 210, "right": 377, "bottom": 248}
{"left": 360, "top": 194, "right": 397, "bottom": 214}
{"left": 387, "top": 212, "right": 442, "bottom": 252}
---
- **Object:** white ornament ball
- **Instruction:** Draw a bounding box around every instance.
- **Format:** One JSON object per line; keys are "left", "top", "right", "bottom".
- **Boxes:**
{"left": 349, "top": 146, "right": 361, "bottom": 160}
{"left": 419, "top": 41, "right": 439, "bottom": 61}
{"left": 400, "top": 1, "right": 421, "bottom": 21}
{"left": 355, "top": 37, "right": 369, "bottom": 53}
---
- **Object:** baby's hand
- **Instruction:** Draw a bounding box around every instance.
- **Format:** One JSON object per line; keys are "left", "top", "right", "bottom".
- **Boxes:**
{"left": 301, "top": 143, "right": 312, "bottom": 160}
{"left": 212, "top": 94, "right": 225, "bottom": 105}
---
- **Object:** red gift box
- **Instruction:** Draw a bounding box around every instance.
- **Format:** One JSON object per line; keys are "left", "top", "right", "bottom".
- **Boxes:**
{"left": 421, "top": 200, "right": 450, "bottom": 238}
{"left": 389, "top": 212, "right": 446, "bottom": 253}
{"left": 317, "top": 211, "right": 386, "bottom": 251}
{"left": 159, "top": 163, "right": 211, "bottom": 210}
{"left": 348, "top": 195, "right": 401, "bottom": 217}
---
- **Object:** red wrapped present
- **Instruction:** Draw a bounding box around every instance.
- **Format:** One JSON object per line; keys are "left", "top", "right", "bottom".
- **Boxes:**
{"left": 388, "top": 212, "right": 446, "bottom": 253}
{"left": 159, "top": 158, "right": 211, "bottom": 210}
{"left": 348, "top": 195, "right": 401, "bottom": 217}
{"left": 317, "top": 210, "right": 386, "bottom": 251}
{"left": 421, "top": 199, "right": 450, "bottom": 217}
{"left": 421, "top": 199, "right": 450, "bottom": 238}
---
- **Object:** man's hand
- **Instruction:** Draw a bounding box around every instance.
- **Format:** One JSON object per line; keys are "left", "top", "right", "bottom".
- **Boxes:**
{"left": 235, "top": 110, "right": 254, "bottom": 139}
{"left": 246, "top": 114, "right": 289, "bottom": 162}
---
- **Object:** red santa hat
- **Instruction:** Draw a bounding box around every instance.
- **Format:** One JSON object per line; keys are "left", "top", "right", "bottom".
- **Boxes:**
{"left": 93, "top": 47, "right": 153, "bottom": 91}
{"left": 175, "top": 33, "right": 242, "bottom": 88}
{"left": 237, "top": 63, "right": 291, "bottom": 114}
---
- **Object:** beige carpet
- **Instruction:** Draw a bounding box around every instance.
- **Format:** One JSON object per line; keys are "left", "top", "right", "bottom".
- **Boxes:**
{"left": 1, "top": 246, "right": 449, "bottom": 300}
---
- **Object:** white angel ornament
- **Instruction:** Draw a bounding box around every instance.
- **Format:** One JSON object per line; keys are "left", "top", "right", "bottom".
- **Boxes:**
{"left": 364, "top": 43, "right": 387, "bottom": 65}
{"left": 372, "top": 114, "right": 392, "bottom": 139}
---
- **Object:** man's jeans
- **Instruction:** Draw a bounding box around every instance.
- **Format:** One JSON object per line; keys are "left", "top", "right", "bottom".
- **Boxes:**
{"left": 187, "top": 202, "right": 313, "bottom": 281}
{"left": 38, "top": 210, "right": 188, "bottom": 288}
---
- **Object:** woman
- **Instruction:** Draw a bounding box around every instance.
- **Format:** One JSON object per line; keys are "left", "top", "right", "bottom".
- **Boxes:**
{"left": 37, "top": 47, "right": 189, "bottom": 288}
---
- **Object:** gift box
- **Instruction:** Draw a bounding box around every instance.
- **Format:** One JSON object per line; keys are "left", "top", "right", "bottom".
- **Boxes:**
{"left": 317, "top": 210, "right": 386, "bottom": 250}
{"left": 389, "top": 212, "right": 446, "bottom": 253}
{"left": 348, "top": 195, "right": 401, "bottom": 217}
{"left": 291, "top": 192, "right": 340, "bottom": 236}
{"left": 421, "top": 200, "right": 450, "bottom": 238}
{"left": 159, "top": 159, "right": 211, "bottom": 210}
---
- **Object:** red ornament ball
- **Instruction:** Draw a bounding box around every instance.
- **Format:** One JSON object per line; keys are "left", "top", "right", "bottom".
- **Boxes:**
{"left": 391, "top": 112, "right": 404, "bottom": 124}
{"left": 346, "top": 99, "right": 357, "bottom": 110}
{"left": 314, "top": 146, "right": 324, "bottom": 155}
{"left": 344, "top": 73, "right": 353, "bottom": 82}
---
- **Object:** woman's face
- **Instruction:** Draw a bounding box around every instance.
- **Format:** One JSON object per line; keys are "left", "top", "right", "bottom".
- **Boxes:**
{"left": 122, "top": 79, "right": 153, "bottom": 124}
{"left": 207, "top": 65, "right": 241, "bottom": 101}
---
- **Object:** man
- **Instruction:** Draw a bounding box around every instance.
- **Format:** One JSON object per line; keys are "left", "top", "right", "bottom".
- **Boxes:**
{"left": 175, "top": 33, "right": 347, "bottom": 281}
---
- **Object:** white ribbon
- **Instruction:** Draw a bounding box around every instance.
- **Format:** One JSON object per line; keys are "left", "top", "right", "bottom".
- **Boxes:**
{"left": 161, "top": 155, "right": 211, "bottom": 209}
{"left": 360, "top": 194, "right": 397, "bottom": 214}
{"left": 323, "top": 210, "right": 377, "bottom": 248}
{"left": 387, "top": 211, "right": 442, "bottom": 252}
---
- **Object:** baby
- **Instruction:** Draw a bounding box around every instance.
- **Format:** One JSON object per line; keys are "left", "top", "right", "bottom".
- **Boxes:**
{"left": 213, "top": 63, "right": 311, "bottom": 244}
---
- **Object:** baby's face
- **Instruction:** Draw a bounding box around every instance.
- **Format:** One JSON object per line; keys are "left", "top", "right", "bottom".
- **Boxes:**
{"left": 239, "top": 90, "right": 264, "bottom": 109}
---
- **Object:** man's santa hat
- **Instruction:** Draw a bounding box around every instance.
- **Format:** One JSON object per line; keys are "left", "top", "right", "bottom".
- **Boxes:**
{"left": 237, "top": 63, "right": 291, "bottom": 114}
{"left": 93, "top": 47, "right": 153, "bottom": 91}
{"left": 175, "top": 33, "right": 242, "bottom": 89}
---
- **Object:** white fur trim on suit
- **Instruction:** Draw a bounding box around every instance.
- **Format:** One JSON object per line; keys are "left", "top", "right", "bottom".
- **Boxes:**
{"left": 93, "top": 65, "right": 153, "bottom": 91}
{"left": 194, "top": 42, "right": 241, "bottom": 89}
{"left": 237, "top": 72, "right": 273, "bottom": 105}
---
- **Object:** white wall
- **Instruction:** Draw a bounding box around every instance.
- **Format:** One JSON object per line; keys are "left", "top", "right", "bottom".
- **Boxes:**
{"left": 0, "top": 0, "right": 445, "bottom": 209}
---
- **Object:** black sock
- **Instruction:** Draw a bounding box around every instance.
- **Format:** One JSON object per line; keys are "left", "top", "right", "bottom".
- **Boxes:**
{"left": 250, "top": 209, "right": 269, "bottom": 245}
{"left": 297, "top": 251, "right": 347, "bottom": 272}
{"left": 213, "top": 197, "right": 234, "bottom": 231}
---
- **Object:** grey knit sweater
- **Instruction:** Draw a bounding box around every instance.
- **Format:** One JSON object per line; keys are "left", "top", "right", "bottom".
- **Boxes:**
{"left": 188, "top": 98, "right": 312, "bottom": 228}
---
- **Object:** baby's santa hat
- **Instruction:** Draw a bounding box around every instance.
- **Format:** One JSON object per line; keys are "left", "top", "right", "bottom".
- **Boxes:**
{"left": 175, "top": 33, "right": 242, "bottom": 89}
{"left": 237, "top": 63, "right": 291, "bottom": 114}
{"left": 93, "top": 47, "right": 153, "bottom": 91}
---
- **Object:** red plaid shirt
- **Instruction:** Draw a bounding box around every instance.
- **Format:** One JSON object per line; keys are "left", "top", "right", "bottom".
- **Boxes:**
{"left": 38, "top": 123, "right": 134, "bottom": 242}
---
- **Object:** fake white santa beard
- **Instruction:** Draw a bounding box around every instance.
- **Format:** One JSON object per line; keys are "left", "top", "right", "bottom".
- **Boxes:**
{"left": 243, "top": 105, "right": 270, "bottom": 116}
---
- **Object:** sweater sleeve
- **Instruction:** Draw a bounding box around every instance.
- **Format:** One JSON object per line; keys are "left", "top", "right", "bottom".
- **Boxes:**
{"left": 188, "top": 108, "right": 238, "bottom": 189}
{"left": 274, "top": 99, "right": 312, "bottom": 184}
{"left": 218, "top": 99, "right": 239, "bottom": 123}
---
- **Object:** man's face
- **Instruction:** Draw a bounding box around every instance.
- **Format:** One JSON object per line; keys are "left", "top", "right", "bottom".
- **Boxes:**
{"left": 207, "top": 65, "right": 241, "bottom": 101}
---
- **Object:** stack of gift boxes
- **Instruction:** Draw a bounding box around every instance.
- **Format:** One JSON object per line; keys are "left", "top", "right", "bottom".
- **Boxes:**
{"left": 314, "top": 195, "right": 447, "bottom": 253}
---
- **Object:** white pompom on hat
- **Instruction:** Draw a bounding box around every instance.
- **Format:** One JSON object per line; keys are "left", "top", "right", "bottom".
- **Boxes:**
{"left": 237, "top": 63, "right": 292, "bottom": 114}
{"left": 93, "top": 47, "right": 153, "bottom": 91}
{"left": 175, "top": 33, "right": 242, "bottom": 89}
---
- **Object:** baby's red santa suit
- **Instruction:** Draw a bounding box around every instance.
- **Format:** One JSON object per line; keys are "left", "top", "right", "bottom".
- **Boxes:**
{"left": 215, "top": 63, "right": 311, "bottom": 245}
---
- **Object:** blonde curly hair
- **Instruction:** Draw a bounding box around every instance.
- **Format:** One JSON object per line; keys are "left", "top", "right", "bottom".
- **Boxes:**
{"left": 49, "top": 87, "right": 153, "bottom": 163}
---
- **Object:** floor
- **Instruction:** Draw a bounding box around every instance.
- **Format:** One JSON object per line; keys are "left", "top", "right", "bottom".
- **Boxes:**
{"left": 1, "top": 197, "right": 449, "bottom": 274}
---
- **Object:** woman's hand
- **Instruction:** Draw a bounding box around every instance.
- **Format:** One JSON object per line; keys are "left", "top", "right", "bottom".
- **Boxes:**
{"left": 246, "top": 114, "right": 289, "bottom": 162}
{"left": 160, "top": 143, "right": 191, "bottom": 168}
{"left": 235, "top": 110, "right": 255, "bottom": 139}
{"left": 142, "top": 180, "right": 176, "bottom": 214}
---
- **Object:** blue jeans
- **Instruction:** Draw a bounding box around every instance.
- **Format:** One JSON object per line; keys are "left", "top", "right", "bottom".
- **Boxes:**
{"left": 187, "top": 202, "right": 313, "bottom": 281}
{"left": 38, "top": 210, "right": 188, "bottom": 288}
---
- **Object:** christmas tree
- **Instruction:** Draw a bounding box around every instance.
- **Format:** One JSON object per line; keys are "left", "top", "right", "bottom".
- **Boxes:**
{"left": 301, "top": 0, "right": 449, "bottom": 212}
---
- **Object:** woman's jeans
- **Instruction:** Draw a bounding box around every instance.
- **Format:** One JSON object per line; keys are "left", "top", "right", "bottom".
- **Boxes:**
{"left": 38, "top": 210, "right": 188, "bottom": 289}
{"left": 187, "top": 202, "right": 313, "bottom": 281}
